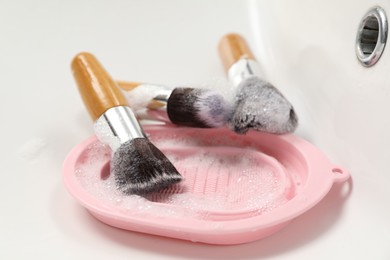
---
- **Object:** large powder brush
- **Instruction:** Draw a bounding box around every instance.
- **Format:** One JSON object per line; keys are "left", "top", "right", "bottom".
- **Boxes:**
{"left": 71, "top": 52, "right": 182, "bottom": 195}
{"left": 218, "top": 33, "right": 298, "bottom": 134}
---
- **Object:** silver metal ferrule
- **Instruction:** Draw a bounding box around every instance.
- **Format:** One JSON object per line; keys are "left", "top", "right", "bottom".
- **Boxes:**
{"left": 93, "top": 106, "right": 146, "bottom": 152}
{"left": 227, "top": 58, "right": 263, "bottom": 86}
{"left": 126, "top": 84, "right": 173, "bottom": 123}
{"left": 143, "top": 84, "right": 173, "bottom": 111}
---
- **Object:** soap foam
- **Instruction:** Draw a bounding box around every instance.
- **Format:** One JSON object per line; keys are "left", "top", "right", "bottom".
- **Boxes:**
{"left": 157, "top": 149, "right": 289, "bottom": 218}
{"left": 75, "top": 139, "right": 291, "bottom": 220}
{"left": 148, "top": 130, "right": 250, "bottom": 149}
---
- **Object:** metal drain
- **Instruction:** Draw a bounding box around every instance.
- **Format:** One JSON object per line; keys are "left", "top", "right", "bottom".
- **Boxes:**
{"left": 356, "top": 7, "right": 388, "bottom": 67}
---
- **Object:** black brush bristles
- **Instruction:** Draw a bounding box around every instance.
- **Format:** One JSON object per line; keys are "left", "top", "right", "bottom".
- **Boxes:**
{"left": 167, "top": 88, "right": 230, "bottom": 128}
{"left": 111, "top": 138, "right": 182, "bottom": 195}
{"left": 230, "top": 76, "right": 298, "bottom": 134}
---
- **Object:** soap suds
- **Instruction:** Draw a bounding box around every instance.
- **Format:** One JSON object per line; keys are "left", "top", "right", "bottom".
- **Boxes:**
{"left": 75, "top": 136, "right": 293, "bottom": 220}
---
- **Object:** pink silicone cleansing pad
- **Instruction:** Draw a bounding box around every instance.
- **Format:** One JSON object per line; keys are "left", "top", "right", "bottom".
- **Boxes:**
{"left": 63, "top": 125, "right": 350, "bottom": 245}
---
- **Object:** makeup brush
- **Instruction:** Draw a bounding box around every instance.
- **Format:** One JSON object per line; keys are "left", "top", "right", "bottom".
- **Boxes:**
{"left": 117, "top": 81, "right": 231, "bottom": 128}
{"left": 218, "top": 33, "right": 298, "bottom": 134}
{"left": 71, "top": 52, "right": 182, "bottom": 195}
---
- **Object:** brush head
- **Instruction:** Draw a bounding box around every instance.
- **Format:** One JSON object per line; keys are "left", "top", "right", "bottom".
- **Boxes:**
{"left": 230, "top": 76, "right": 298, "bottom": 134}
{"left": 112, "top": 138, "right": 182, "bottom": 195}
{"left": 167, "top": 88, "right": 231, "bottom": 128}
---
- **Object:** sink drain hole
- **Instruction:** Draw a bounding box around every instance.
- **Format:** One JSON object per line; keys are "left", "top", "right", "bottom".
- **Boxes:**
{"left": 356, "top": 7, "right": 388, "bottom": 67}
{"left": 360, "top": 17, "right": 379, "bottom": 55}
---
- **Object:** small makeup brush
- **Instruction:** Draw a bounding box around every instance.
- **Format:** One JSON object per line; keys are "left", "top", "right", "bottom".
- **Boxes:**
{"left": 71, "top": 52, "right": 182, "bottom": 195}
{"left": 218, "top": 33, "right": 298, "bottom": 134}
{"left": 117, "top": 81, "right": 231, "bottom": 128}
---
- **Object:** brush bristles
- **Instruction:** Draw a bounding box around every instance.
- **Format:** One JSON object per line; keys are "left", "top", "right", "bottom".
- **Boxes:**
{"left": 229, "top": 76, "right": 298, "bottom": 134}
{"left": 167, "top": 88, "right": 230, "bottom": 128}
{"left": 111, "top": 138, "right": 182, "bottom": 195}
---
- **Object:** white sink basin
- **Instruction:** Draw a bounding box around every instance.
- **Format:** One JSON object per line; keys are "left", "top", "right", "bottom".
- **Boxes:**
{"left": 1, "top": 0, "right": 389, "bottom": 259}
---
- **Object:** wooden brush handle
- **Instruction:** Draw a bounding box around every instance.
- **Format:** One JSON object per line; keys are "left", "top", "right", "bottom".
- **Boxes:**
{"left": 116, "top": 80, "right": 141, "bottom": 91}
{"left": 71, "top": 52, "right": 128, "bottom": 121}
{"left": 218, "top": 33, "right": 256, "bottom": 72}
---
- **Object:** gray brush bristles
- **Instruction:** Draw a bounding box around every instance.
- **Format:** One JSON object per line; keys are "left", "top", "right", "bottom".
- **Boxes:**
{"left": 111, "top": 138, "right": 182, "bottom": 195}
{"left": 229, "top": 76, "right": 298, "bottom": 134}
{"left": 167, "top": 88, "right": 231, "bottom": 128}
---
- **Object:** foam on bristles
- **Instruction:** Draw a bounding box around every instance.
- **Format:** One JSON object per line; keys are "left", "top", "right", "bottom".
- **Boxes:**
{"left": 230, "top": 76, "right": 298, "bottom": 134}
{"left": 193, "top": 89, "right": 232, "bottom": 127}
